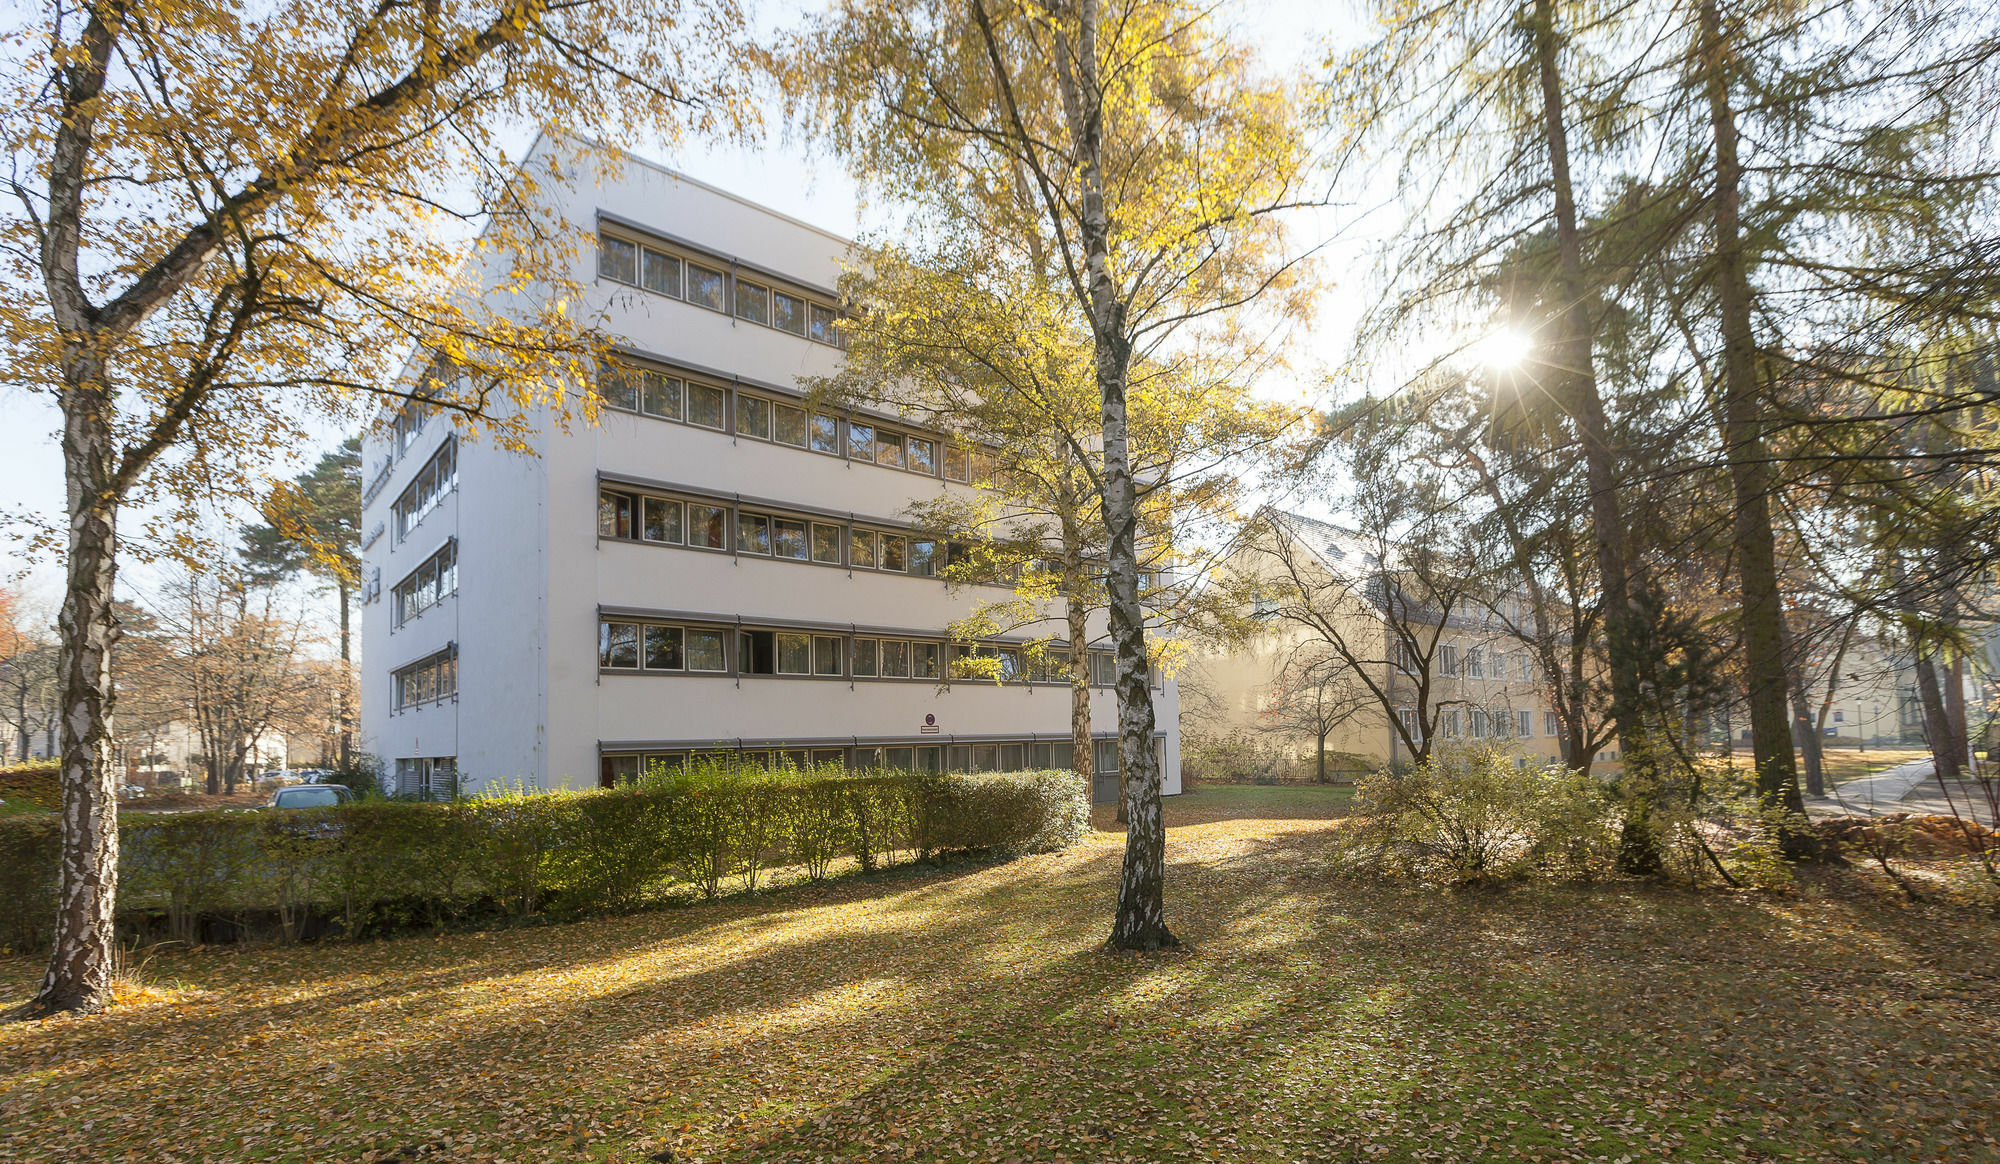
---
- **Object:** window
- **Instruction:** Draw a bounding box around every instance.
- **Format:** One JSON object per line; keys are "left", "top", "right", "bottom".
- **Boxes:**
{"left": 1833, "top": 710, "right": 1845, "bottom": 723}
{"left": 687, "top": 263, "right": 726, "bottom": 311}
{"left": 642, "top": 497, "right": 683, "bottom": 544}
{"left": 393, "top": 540, "right": 457, "bottom": 627}
{"left": 737, "top": 512, "right": 771, "bottom": 555}
{"left": 642, "top": 372, "right": 681, "bottom": 420}
{"left": 599, "top": 622, "right": 639, "bottom": 669}
{"left": 1399, "top": 709, "right": 1420, "bottom": 740}
{"left": 599, "top": 361, "right": 640, "bottom": 411}
{"left": 907, "top": 437, "right": 935, "bottom": 475}
{"left": 1439, "top": 645, "right": 1461, "bottom": 677}
{"left": 1519, "top": 710, "right": 1534, "bottom": 737}
{"left": 599, "top": 236, "right": 638, "bottom": 284}
{"left": 773, "top": 290, "right": 807, "bottom": 335}
{"left": 972, "top": 448, "right": 998, "bottom": 485}
{"left": 944, "top": 444, "right": 970, "bottom": 482}
{"left": 393, "top": 647, "right": 458, "bottom": 709}
{"left": 687, "top": 629, "right": 727, "bottom": 672}
{"left": 1092, "top": 739, "right": 1117, "bottom": 775}
{"left": 880, "top": 534, "right": 907, "bottom": 572}
{"left": 998, "top": 649, "right": 1023, "bottom": 683}
{"left": 910, "top": 539, "right": 941, "bottom": 577}
{"left": 644, "top": 625, "right": 684, "bottom": 670}
{"left": 1444, "top": 710, "right": 1461, "bottom": 738}
{"left": 815, "top": 636, "right": 843, "bottom": 676}
{"left": 810, "top": 302, "right": 838, "bottom": 344}
{"left": 776, "top": 632, "right": 811, "bottom": 675}
{"left": 739, "top": 630, "right": 777, "bottom": 675}
{"left": 737, "top": 395, "right": 771, "bottom": 440}
{"left": 687, "top": 382, "right": 726, "bottom": 429}
{"left": 393, "top": 441, "right": 456, "bottom": 541}
{"left": 852, "top": 638, "right": 878, "bottom": 677}
{"left": 914, "top": 642, "right": 941, "bottom": 679}
{"left": 1517, "top": 653, "right": 1533, "bottom": 682}
{"left": 393, "top": 400, "right": 428, "bottom": 456}
{"left": 876, "top": 430, "right": 905, "bottom": 469}
{"left": 1046, "top": 648, "right": 1070, "bottom": 682}
{"left": 847, "top": 420, "right": 875, "bottom": 461}
{"left": 598, "top": 491, "right": 633, "bottom": 539}
{"left": 1091, "top": 651, "right": 1116, "bottom": 687}
{"left": 1467, "top": 647, "right": 1485, "bottom": 679}
{"left": 881, "top": 639, "right": 910, "bottom": 678}
{"left": 774, "top": 518, "right": 809, "bottom": 560}
{"left": 805, "top": 523, "right": 841, "bottom": 565}
{"left": 1545, "top": 711, "right": 1560, "bottom": 737}
{"left": 1471, "top": 710, "right": 1488, "bottom": 739}
{"left": 774, "top": 404, "right": 808, "bottom": 447}
{"left": 735, "top": 279, "right": 770, "bottom": 325}
{"left": 688, "top": 503, "right": 727, "bottom": 549}
{"left": 641, "top": 247, "right": 681, "bottom": 297}
{"left": 851, "top": 529, "right": 877, "bottom": 568}
{"left": 1493, "top": 710, "right": 1510, "bottom": 738}
{"left": 810, "top": 414, "right": 840, "bottom": 454}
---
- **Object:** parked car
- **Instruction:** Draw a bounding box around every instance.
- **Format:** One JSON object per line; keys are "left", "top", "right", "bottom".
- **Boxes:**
{"left": 297, "top": 769, "right": 337, "bottom": 785}
{"left": 265, "top": 784, "right": 353, "bottom": 810}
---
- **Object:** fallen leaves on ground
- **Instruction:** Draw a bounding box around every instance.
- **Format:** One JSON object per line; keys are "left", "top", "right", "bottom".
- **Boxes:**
{"left": 1, "top": 787, "right": 1994, "bottom": 1163}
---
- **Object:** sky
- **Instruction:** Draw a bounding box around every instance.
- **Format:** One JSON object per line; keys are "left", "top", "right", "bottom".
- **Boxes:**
{"left": 0, "top": 0, "right": 1381, "bottom": 623}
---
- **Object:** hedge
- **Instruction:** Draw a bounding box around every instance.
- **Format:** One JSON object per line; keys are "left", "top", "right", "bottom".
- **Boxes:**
{"left": 0, "top": 763, "right": 1089, "bottom": 954}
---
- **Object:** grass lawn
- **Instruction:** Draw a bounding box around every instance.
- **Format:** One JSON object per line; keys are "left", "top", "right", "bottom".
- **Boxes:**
{"left": 3, "top": 801, "right": 1995, "bottom": 1162}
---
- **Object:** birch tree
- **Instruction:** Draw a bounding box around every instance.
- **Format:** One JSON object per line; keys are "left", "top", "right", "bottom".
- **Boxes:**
{"left": 816, "top": 244, "right": 1296, "bottom": 814}
{"left": 1, "top": 0, "right": 749, "bottom": 1014}
{"left": 795, "top": 0, "right": 1316, "bottom": 948}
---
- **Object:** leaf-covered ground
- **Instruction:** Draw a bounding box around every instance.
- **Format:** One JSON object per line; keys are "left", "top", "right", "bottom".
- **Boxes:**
{"left": 3, "top": 787, "right": 1995, "bottom": 1163}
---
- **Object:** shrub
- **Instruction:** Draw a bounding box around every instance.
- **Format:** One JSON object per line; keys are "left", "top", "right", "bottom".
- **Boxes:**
{"left": 1339, "top": 748, "right": 1615, "bottom": 886}
{"left": 0, "top": 759, "right": 61, "bottom": 811}
{"left": 0, "top": 763, "right": 1089, "bottom": 954}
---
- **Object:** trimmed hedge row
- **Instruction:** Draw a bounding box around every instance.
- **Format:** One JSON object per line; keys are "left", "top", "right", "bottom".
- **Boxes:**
{"left": 0, "top": 764, "right": 1089, "bottom": 953}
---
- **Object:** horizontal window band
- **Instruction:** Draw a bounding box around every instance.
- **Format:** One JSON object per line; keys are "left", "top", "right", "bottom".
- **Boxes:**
{"left": 596, "top": 211, "right": 842, "bottom": 302}
{"left": 389, "top": 641, "right": 458, "bottom": 676}
{"left": 596, "top": 672, "right": 1096, "bottom": 688}
{"left": 598, "top": 730, "right": 1163, "bottom": 753}
{"left": 599, "top": 345, "right": 956, "bottom": 442}
{"left": 594, "top": 605, "right": 1104, "bottom": 648}
{"left": 596, "top": 471, "right": 907, "bottom": 530}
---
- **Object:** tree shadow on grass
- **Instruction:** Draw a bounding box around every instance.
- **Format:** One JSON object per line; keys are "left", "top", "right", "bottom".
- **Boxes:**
{"left": 3, "top": 828, "right": 1997, "bottom": 1163}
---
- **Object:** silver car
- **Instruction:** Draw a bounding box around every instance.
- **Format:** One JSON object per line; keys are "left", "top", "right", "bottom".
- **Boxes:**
{"left": 266, "top": 784, "right": 354, "bottom": 809}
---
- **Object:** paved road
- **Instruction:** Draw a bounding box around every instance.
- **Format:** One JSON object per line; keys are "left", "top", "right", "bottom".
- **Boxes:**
{"left": 1805, "top": 757, "right": 1935, "bottom": 818}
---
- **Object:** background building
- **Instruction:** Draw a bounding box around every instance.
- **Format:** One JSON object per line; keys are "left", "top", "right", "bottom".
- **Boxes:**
{"left": 1191, "top": 510, "right": 1583, "bottom": 776}
{"left": 359, "top": 138, "right": 1181, "bottom": 801}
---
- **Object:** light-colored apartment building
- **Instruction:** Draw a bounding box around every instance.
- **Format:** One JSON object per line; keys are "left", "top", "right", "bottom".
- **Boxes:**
{"left": 1194, "top": 511, "right": 1587, "bottom": 775}
{"left": 357, "top": 138, "right": 1180, "bottom": 801}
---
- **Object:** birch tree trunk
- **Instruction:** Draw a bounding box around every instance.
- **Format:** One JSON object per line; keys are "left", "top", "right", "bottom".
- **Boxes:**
{"left": 35, "top": 359, "right": 124, "bottom": 1016}
{"left": 1053, "top": 0, "right": 1174, "bottom": 950}
{"left": 1530, "top": 0, "right": 1659, "bottom": 872}
{"left": 1697, "top": 0, "right": 1815, "bottom": 857}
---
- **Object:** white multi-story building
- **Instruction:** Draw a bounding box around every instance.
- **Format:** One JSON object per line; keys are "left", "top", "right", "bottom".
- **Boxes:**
{"left": 358, "top": 138, "right": 1181, "bottom": 802}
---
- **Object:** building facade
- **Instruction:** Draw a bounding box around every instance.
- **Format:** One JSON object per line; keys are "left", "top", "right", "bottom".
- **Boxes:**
{"left": 1193, "top": 511, "right": 1590, "bottom": 775}
{"left": 358, "top": 139, "right": 1181, "bottom": 801}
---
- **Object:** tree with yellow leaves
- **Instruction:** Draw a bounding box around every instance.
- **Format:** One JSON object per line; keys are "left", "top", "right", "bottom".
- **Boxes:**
{"left": 791, "top": 0, "right": 1319, "bottom": 949}
{"left": 1, "top": 0, "right": 750, "bottom": 1014}
{"left": 815, "top": 242, "right": 1298, "bottom": 823}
